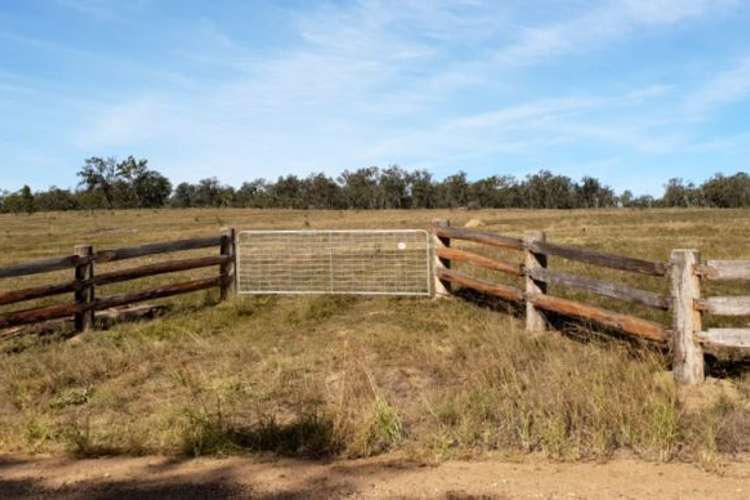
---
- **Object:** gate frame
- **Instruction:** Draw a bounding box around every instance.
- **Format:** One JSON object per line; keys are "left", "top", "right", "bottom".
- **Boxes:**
{"left": 235, "top": 229, "right": 433, "bottom": 297}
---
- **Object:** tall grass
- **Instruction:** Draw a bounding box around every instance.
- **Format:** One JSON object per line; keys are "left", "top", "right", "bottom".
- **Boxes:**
{"left": 2, "top": 208, "right": 750, "bottom": 462}
{"left": 2, "top": 294, "right": 749, "bottom": 461}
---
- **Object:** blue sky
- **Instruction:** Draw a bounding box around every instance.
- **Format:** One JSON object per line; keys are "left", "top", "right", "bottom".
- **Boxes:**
{"left": 1, "top": 0, "right": 750, "bottom": 195}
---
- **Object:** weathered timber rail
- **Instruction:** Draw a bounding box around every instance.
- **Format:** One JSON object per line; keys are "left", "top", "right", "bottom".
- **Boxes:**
{"left": 437, "top": 268, "right": 524, "bottom": 302}
{"left": 692, "top": 258, "right": 750, "bottom": 363}
{"left": 431, "top": 220, "right": 750, "bottom": 386}
{"left": 0, "top": 229, "right": 236, "bottom": 334}
{"left": 527, "top": 267, "right": 671, "bottom": 311}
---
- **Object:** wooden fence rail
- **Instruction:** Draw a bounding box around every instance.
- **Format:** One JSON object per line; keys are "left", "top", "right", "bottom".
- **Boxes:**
{"left": 698, "top": 260, "right": 750, "bottom": 281}
{"left": 431, "top": 219, "right": 750, "bottom": 386}
{"left": 437, "top": 268, "right": 524, "bottom": 302}
{"left": 692, "top": 259, "right": 750, "bottom": 365}
{"left": 527, "top": 267, "right": 671, "bottom": 311}
{"left": 435, "top": 247, "right": 523, "bottom": 277}
{"left": 0, "top": 229, "right": 236, "bottom": 335}
{"left": 527, "top": 240, "right": 668, "bottom": 277}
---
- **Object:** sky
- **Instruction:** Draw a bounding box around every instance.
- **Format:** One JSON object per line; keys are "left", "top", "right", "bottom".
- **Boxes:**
{"left": 1, "top": 0, "right": 750, "bottom": 196}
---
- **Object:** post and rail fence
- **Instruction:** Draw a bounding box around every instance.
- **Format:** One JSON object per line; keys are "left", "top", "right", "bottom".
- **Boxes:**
{"left": 0, "top": 228, "right": 236, "bottom": 335}
{"left": 431, "top": 219, "right": 750, "bottom": 385}
{"left": 1, "top": 221, "right": 749, "bottom": 385}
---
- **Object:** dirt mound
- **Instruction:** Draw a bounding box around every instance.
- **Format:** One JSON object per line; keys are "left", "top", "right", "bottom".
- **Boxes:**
{"left": 464, "top": 218, "right": 485, "bottom": 228}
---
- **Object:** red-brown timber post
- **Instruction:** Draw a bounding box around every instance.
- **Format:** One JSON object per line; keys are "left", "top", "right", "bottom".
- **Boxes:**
{"left": 524, "top": 230, "right": 547, "bottom": 332}
{"left": 670, "top": 249, "right": 704, "bottom": 385}
{"left": 432, "top": 219, "right": 451, "bottom": 298}
{"left": 220, "top": 227, "right": 237, "bottom": 301}
{"left": 74, "top": 244, "right": 95, "bottom": 332}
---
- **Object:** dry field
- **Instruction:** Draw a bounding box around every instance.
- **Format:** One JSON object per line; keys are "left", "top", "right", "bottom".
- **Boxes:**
{"left": 1, "top": 208, "right": 750, "bottom": 466}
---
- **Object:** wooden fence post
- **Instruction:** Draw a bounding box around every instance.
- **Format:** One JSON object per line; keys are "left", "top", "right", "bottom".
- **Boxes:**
{"left": 432, "top": 219, "right": 451, "bottom": 297}
{"left": 220, "top": 227, "right": 237, "bottom": 301}
{"left": 670, "top": 249, "right": 704, "bottom": 385}
{"left": 74, "top": 244, "right": 94, "bottom": 332}
{"left": 524, "top": 231, "right": 547, "bottom": 332}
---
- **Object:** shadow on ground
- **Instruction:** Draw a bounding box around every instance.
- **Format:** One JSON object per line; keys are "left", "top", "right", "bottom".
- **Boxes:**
{"left": 0, "top": 455, "right": 466, "bottom": 500}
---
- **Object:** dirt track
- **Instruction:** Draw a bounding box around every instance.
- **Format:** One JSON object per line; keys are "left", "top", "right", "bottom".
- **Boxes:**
{"left": 2, "top": 454, "right": 750, "bottom": 499}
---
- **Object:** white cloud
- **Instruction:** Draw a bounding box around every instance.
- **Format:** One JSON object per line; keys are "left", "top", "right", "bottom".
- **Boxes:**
{"left": 494, "top": 0, "right": 735, "bottom": 66}
{"left": 622, "top": 0, "right": 736, "bottom": 24}
{"left": 686, "top": 58, "right": 750, "bottom": 114}
{"left": 361, "top": 86, "right": 685, "bottom": 169}
{"left": 54, "top": 0, "right": 151, "bottom": 19}
{"left": 65, "top": 0, "right": 741, "bottom": 186}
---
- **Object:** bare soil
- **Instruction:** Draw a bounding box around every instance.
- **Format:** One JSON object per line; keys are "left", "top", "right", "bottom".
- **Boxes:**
{"left": 2, "top": 454, "right": 750, "bottom": 499}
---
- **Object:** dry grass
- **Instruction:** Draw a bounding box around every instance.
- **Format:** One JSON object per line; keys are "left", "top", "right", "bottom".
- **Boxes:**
{"left": 2, "top": 208, "right": 750, "bottom": 462}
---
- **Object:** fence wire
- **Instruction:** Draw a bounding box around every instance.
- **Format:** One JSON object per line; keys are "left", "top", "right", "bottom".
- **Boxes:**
{"left": 237, "top": 230, "right": 431, "bottom": 296}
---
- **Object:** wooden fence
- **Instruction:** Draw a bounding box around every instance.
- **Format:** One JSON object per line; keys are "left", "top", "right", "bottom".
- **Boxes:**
{"left": 0, "top": 228, "right": 236, "bottom": 335}
{"left": 432, "top": 219, "right": 750, "bottom": 385}
{"left": 3, "top": 221, "right": 749, "bottom": 386}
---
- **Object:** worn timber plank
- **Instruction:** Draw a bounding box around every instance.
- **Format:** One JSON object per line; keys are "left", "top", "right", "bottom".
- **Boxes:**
{"left": 528, "top": 241, "right": 668, "bottom": 277}
{"left": 433, "top": 226, "right": 524, "bottom": 251}
{"left": 436, "top": 268, "right": 523, "bottom": 302}
{"left": 700, "top": 261, "right": 750, "bottom": 281}
{"left": 0, "top": 255, "right": 87, "bottom": 279}
{"left": 695, "top": 296, "right": 750, "bottom": 316}
{"left": 436, "top": 247, "right": 523, "bottom": 277}
{"left": 0, "top": 302, "right": 82, "bottom": 330}
{"left": 697, "top": 329, "right": 750, "bottom": 348}
{"left": 95, "top": 236, "right": 222, "bottom": 263}
{"left": 94, "top": 276, "right": 225, "bottom": 310}
{"left": 528, "top": 267, "right": 670, "bottom": 310}
{"left": 92, "top": 255, "right": 229, "bottom": 287}
{"left": 0, "top": 281, "right": 78, "bottom": 306}
{"left": 527, "top": 292, "right": 668, "bottom": 342}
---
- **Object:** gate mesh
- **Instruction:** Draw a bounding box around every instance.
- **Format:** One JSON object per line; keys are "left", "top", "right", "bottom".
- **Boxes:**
{"left": 237, "top": 230, "right": 431, "bottom": 296}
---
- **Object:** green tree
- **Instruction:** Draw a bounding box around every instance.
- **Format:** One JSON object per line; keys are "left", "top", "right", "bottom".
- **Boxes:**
{"left": 618, "top": 190, "right": 634, "bottom": 207}
{"left": 408, "top": 170, "right": 435, "bottom": 209}
{"left": 194, "top": 178, "right": 234, "bottom": 207}
{"left": 77, "top": 156, "right": 170, "bottom": 209}
{"left": 303, "top": 173, "right": 344, "bottom": 209}
{"left": 379, "top": 166, "right": 411, "bottom": 209}
{"left": 269, "top": 175, "right": 304, "bottom": 208}
{"left": 662, "top": 178, "right": 704, "bottom": 207}
{"left": 3, "top": 185, "right": 35, "bottom": 214}
{"left": 439, "top": 171, "right": 470, "bottom": 208}
{"left": 701, "top": 173, "right": 750, "bottom": 208}
{"left": 35, "top": 186, "right": 78, "bottom": 211}
{"left": 523, "top": 170, "right": 577, "bottom": 209}
{"left": 133, "top": 170, "right": 172, "bottom": 208}
{"left": 339, "top": 167, "right": 380, "bottom": 209}
{"left": 77, "top": 157, "right": 118, "bottom": 208}
{"left": 171, "top": 182, "right": 197, "bottom": 208}
{"left": 577, "top": 176, "right": 615, "bottom": 209}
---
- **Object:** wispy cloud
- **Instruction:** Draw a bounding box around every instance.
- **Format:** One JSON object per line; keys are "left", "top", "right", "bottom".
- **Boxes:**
{"left": 686, "top": 57, "right": 750, "bottom": 114}
{"left": 3, "top": 0, "right": 747, "bottom": 194}
{"left": 494, "top": 0, "right": 736, "bottom": 66}
{"left": 54, "top": 0, "right": 150, "bottom": 19}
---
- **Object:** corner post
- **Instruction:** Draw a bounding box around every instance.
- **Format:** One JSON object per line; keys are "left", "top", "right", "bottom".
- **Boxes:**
{"left": 74, "top": 244, "right": 95, "bottom": 332}
{"left": 524, "top": 231, "right": 547, "bottom": 333}
{"left": 432, "top": 219, "right": 451, "bottom": 297}
{"left": 220, "top": 227, "right": 237, "bottom": 301}
{"left": 670, "top": 249, "right": 704, "bottom": 385}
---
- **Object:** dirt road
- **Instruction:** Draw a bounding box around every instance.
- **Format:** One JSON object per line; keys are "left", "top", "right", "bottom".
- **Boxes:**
{"left": 2, "top": 454, "right": 749, "bottom": 499}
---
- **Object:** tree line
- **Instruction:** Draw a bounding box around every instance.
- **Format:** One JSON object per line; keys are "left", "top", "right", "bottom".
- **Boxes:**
{"left": 1, "top": 156, "right": 749, "bottom": 213}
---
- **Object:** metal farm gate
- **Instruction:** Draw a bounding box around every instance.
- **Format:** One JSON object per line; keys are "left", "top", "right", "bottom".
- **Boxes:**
{"left": 236, "top": 230, "right": 431, "bottom": 296}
